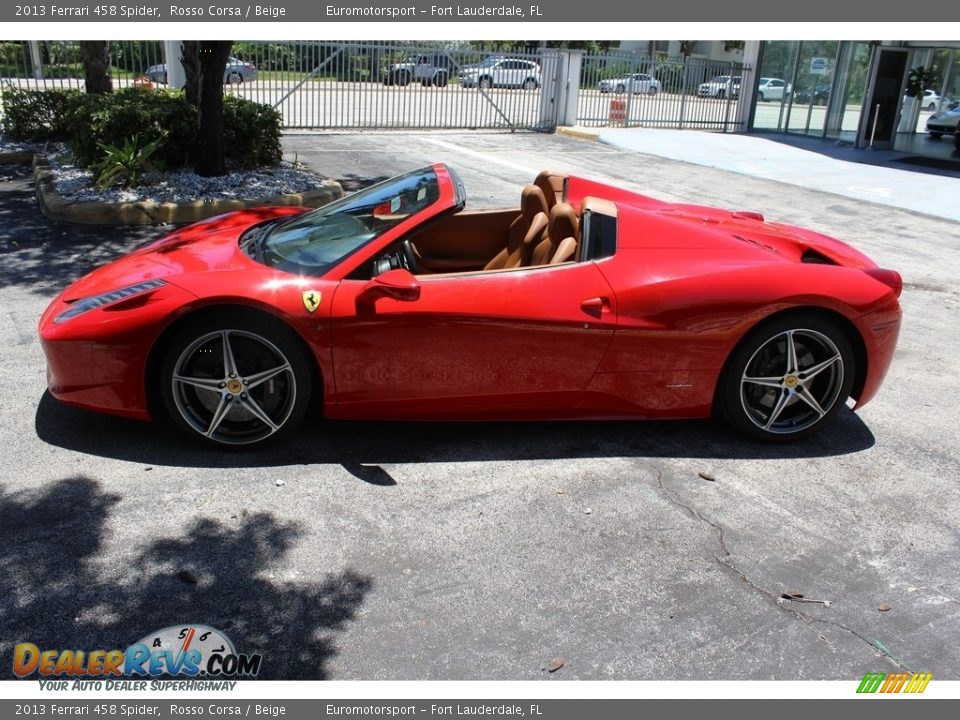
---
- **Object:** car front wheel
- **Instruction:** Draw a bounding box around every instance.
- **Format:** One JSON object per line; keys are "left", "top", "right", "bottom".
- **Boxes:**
{"left": 226, "top": 71, "right": 243, "bottom": 85}
{"left": 718, "top": 315, "right": 854, "bottom": 442}
{"left": 161, "top": 315, "right": 312, "bottom": 448}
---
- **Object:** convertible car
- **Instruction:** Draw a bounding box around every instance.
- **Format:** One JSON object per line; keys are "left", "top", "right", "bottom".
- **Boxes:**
{"left": 39, "top": 165, "right": 902, "bottom": 447}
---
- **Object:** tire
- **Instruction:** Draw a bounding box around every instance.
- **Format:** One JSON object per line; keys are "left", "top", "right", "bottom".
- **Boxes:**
{"left": 615, "top": 84, "right": 625, "bottom": 93}
{"left": 758, "top": 91, "right": 765, "bottom": 102}
{"left": 717, "top": 89, "right": 726, "bottom": 99}
{"left": 928, "top": 132, "right": 943, "bottom": 140}
{"left": 161, "top": 73, "right": 168, "bottom": 85}
{"left": 523, "top": 78, "right": 538, "bottom": 90}
{"left": 478, "top": 76, "right": 493, "bottom": 89}
{"left": 954, "top": 131, "right": 960, "bottom": 152}
{"left": 434, "top": 72, "right": 448, "bottom": 88}
{"left": 226, "top": 71, "right": 243, "bottom": 85}
{"left": 647, "top": 86, "right": 659, "bottom": 96}
{"left": 421, "top": 77, "right": 433, "bottom": 87}
{"left": 816, "top": 96, "right": 826, "bottom": 106}
{"left": 160, "top": 314, "right": 312, "bottom": 448}
{"left": 717, "top": 314, "right": 855, "bottom": 442}
{"left": 396, "top": 71, "right": 411, "bottom": 87}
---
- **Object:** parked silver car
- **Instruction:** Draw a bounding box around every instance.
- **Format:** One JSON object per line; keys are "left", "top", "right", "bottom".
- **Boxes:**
{"left": 926, "top": 101, "right": 960, "bottom": 140}
{"left": 698, "top": 75, "right": 741, "bottom": 98}
{"left": 145, "top": 57, "right": 257, "bottom": 85}
{"left": 598, "top": 73, "right": 661, "bottom": 95}
{"left": 458, "top": 57, "right": 541, "bottom": 90}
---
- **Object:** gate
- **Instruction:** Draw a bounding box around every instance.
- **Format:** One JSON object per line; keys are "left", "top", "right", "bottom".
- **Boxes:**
{"left": 578, "top": 53, "right": 750, "bottom": 131}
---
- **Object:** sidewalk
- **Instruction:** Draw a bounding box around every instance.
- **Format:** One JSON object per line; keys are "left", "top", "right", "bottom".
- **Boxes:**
{"left": 559, "top": 127, "right": 960, "bottom": 222}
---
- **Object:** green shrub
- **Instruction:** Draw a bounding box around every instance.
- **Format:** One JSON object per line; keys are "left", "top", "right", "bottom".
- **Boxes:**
{"left": 222, "top": 95, "right": 282, "bottom": 168}
{"left": 65, "top": 88, "right": 197, "bottom": 169}
{"left": 0, "top": 86, "right": 78, "bottom": 141}
{"left": 90, "top": 133, "right": 164, "bottom": 189}
{"left": 1, "top": 86, "right": 283, "bottom": 172}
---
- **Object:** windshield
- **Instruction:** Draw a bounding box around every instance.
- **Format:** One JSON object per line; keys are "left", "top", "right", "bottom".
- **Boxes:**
{"left": 477, "top": 57, "right": 500, "bottom": 68}
{"left": 259, "top": 167, "right": 441, "bottom": 276}
{"left": 711, "top": 76, "right": 730, "bottom": 83}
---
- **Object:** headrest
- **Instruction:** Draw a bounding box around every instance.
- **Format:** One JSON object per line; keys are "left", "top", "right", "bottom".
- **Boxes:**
{"left": 534, "top": 170, "right": 567, "bottom": 207}
{"left": 549, "top": 202, "right": 578, "bottom": 242}
{"left": 520, "top": 184, "right": 549, "bottom": 221}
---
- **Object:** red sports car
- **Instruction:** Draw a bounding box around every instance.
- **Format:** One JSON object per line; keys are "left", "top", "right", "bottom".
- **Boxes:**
{"left": 39, "top": 164, "right": 902, "bottom": 447}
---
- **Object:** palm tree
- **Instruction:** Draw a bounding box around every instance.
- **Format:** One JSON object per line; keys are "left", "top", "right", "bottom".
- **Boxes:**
{"left": 195, "top": 41, "right": 232, "bottom": 177}
{"left": 80, "top": 41, "right": 112, "bottom": 94}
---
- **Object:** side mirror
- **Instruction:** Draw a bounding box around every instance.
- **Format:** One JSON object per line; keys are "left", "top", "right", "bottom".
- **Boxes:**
{"left": 357, "top": 268, "right": 421, "bottom": 305}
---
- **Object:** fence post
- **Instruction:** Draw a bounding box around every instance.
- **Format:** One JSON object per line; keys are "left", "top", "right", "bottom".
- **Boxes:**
{"left": 163, "top": 41, "right": 186, "bottom": 88}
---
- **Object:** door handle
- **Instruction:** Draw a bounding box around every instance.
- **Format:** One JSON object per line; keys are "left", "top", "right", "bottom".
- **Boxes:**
{"left": 581, "top": 297, "right": 610, "bottom": 316}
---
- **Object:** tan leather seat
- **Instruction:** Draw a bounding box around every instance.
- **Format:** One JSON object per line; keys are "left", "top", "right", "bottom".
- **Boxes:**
{"left": 483, "top": 185, "right": 549, "bottom": 271}
{"left": 531, "top": 202, "right": 579, "bottom": 266}
{"left": 533, "top": 170, "right": 567, "bottom": 210}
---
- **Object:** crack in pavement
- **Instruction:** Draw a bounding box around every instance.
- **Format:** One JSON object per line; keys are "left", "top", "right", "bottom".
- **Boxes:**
{"left": 652, "top": 468, "right": 913, "bottom": 672}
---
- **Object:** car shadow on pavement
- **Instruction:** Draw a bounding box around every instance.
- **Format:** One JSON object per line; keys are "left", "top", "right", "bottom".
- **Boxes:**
{"left": 35, "top": 391, "right": 876, "bottom": 473}
{"left": 0, "top": 475, "right": 372, "bottom": 680}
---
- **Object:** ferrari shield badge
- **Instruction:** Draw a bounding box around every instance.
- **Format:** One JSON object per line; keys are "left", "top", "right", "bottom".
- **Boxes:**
{"left": 302, "top": 290, "right": 321, "bottom": 313}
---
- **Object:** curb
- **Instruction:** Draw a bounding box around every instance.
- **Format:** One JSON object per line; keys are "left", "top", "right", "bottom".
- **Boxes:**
{"left": 0, "top": 150, "right": 35, "bottom": 165}
{"left": 556, "top": 126, "right": 601, "bottom": 143}
{"left": 32, "top": 155, "right": 343, "bottom": 226}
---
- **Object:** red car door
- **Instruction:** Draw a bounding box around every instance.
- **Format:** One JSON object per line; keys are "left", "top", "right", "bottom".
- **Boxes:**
{"left": 327, "top": 263, "right": 617, "bottom": 419}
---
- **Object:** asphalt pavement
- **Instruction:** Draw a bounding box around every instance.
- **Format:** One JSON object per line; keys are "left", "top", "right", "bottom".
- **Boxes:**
{"left": 1, "top": 132, "right": 959, "bottom": 681}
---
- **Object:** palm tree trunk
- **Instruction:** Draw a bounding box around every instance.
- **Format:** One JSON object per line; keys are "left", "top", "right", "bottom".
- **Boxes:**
{"left": 195, "top": 41, "right": 232, "bottom": 177}
{"left": 80, "top": 41, "right": 113, "bottom": 94}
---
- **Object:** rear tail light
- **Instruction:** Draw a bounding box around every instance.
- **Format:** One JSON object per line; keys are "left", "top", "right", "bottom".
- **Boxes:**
{"left": 864, "top": 268, "right": 903, "bottom": 298}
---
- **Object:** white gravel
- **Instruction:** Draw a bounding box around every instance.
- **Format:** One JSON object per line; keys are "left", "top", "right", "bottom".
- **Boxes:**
{"left": 0, "top": 136, "right": 329, "bottom": 204}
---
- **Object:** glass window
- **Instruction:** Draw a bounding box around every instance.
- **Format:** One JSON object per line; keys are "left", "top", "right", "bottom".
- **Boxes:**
{"left": 257, "top": 167, "right": 442, "bottom": 276}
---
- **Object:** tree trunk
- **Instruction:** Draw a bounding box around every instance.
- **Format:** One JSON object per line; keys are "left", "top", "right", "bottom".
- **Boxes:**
{"left": 181, "top": 41, "right": 199, "bottom": 106}
{"left": 80, "top": 41, "right": 113, "bottom": 94}
{"left": 195, "top": 41, "right": 232, "bottom": 178}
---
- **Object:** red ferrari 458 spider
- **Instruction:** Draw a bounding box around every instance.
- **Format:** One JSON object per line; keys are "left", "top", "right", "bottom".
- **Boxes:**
{"left": 39, "top": 164, "right": 902, "bottom": 447}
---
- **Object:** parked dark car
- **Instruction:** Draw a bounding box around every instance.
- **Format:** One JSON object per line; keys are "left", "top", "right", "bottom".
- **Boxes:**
{"left": 794, "top": 84, "right": 831, "bottom": 105}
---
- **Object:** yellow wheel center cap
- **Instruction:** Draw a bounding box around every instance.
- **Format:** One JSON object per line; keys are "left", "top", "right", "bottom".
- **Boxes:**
{"left": 784, "top": 376, "right": 799, "bottom": 389}
{"left": 227, "top": 380, "right": 243, "bottom": 394}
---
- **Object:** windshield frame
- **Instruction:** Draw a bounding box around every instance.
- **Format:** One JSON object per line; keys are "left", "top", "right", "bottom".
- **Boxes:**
{"left": 256, "top": 166, "right": 445, "bottom": 278}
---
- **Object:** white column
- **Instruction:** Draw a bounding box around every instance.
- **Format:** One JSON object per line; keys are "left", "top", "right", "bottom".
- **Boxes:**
{"left": 163, "top": 40, "right": 186, "bottom": 88}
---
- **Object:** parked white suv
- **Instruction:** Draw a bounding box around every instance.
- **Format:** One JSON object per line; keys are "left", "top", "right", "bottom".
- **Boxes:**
{"left": 698, "top": 75, "right": 741, "bottom": 98}
{"left": 458, "top": 57, "right": 541, "bottom": 89}
{"left": 755, "top": 77, "right": 791, "bottom": 102}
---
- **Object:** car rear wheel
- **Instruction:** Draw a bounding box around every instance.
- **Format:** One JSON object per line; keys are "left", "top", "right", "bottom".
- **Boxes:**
{"left": 396, "top": 71, "right": 411, "bottom": 87}
{"left": 758, "top": 91, "right": 765, "bottom": 101}
{"left": 479, "top": 76, "right": 493, "bottom": 89}
{"left": 434, "top": 72, "right": 448, "bottom": 88}
{"left": 226, "top": 71, "right": 243, "bottom": 85}
{"left": 717, "top": 89, "right": 726, "bottom": 99}
{"left": 523, "top": 78, "right": 538, "bottom": 90}
{"left": 928, "top": 132, "right": 943, "bottom": 140}
{"left": 615, "top": 84, "right": 625, "bottom": 93}
{"left": 718, "top": 315, "right": 854, "bottom": 442}
{"left": 161, "top": 315, "right": 312, "bottom": 448}
{"left": 647, "top": 86, "right": 658, "bottom": 96}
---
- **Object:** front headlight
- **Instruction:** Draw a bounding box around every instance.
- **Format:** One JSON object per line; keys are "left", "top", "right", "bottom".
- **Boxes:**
{"left": 54, "top": 279, "right": 167, "bottom": 324}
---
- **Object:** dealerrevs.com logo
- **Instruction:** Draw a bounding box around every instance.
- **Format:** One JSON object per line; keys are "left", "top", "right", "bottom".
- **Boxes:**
{"left": 14, "top": 625, "right": 261, "bottom": 689}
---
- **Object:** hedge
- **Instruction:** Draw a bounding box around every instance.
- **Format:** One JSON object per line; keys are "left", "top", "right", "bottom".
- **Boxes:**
{"left": 1, "top": 87, "right": 282, "bottom": 170}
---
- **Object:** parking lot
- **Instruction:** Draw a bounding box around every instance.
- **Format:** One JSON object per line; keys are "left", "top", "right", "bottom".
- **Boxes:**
{"left": 1, "top": 131, "right": 958, "bottom": 681}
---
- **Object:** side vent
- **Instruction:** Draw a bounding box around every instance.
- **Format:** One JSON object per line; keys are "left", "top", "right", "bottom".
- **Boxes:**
{"left": 801, "top": 249, "right": 838, "bottom": 265}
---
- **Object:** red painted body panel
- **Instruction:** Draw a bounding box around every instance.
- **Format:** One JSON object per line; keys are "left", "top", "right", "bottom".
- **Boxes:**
{"left": 38, "top": 164, "right": 902, "bottom": 429}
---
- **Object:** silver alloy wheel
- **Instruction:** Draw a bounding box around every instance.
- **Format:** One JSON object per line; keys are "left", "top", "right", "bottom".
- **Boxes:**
{"left": 739, "top": 328, "right": 845, "bottom": 435}
{"left": 170, "top": 329, "right": 297, "bottom": 446}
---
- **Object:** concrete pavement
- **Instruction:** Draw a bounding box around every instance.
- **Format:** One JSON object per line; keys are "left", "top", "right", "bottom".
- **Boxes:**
{"left": 586, "top": 127, "right": 960, "bottom": 222}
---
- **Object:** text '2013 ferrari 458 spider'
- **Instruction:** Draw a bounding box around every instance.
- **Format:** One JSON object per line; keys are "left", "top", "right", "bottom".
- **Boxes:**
{"left": 39, "top": 164, "right": 902, "bottom": 448}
